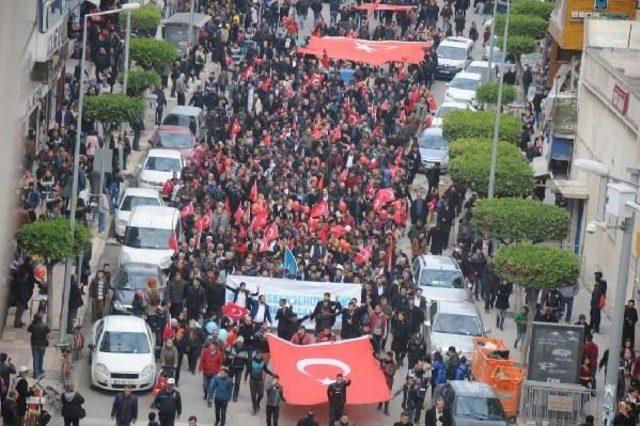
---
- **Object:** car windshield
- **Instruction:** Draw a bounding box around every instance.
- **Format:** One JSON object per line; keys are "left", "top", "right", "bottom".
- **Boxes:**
{"left": 144, "top": 156, "right": 181, "bottom": 172}
{"left": 455, "top": 396, "right": 505, "bottom": 420}
{"left": 124, "top": 226, "right": 172, "bottom": 250}
{"left": 420, "top": 134, "right": 448, "bottom": 150}
{"left": 433, "top": 313, "right": 482, "bottom": 336}
{"left": 419, "top": 269, "right": 464, "bottom": 287}
{"left": 120, "top": 196, "right": 161, "bottom": 211}
{"left": 437, "top": 46, "right": 467, "bottom": 60}
{"left": 116, "top": 268, "right": 158, "bottom": 289}
{"left": 159, "top": 133, "right": 193, "bottom": 149}
{"left": 99, "top": 331, "right": 150, "bottom": 354}
{"left": 162, "top": 114, "right": 191, "bottom": 127}
{"left": 467, "top": 66, "right": 488, "bottom": 79}
{"left": 451, "top": 77, "right": 481, "bottom": 91}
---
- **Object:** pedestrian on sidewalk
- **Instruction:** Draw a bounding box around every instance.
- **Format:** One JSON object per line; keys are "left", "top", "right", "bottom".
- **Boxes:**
{"left": 265, "top": 376, "right": 285, "bottom": 426}
{"left": 67, "top": 275, "right": 83, "bottom": 334}
{"left": 590, "top": 272, "right": 607, "bottom": 333}
{"left": 624, "top": 300, "right": 638, "bottom": 349}
{"left": 97, "top": 189, "right": 109, "bottom": 235}
{"left": 60, "top": 383, "right": 85, "bottom": 426}
{"left": 495, "top": 282, "right": 512, "bottom": 331}
{"left": 152, "top": 378, "right": 182, "bottom": 426}
{"left": 111, "top": 386, "right": 138, "bottom": 426}
{"left": 154, "top": 85, "right": 167, "bottom": 125}
{"left": 27, "top": 314, "right": 49, "bottom": 378}
{"left": 514, "top": 306, "right": 528, "bottom": 349}
{"left": 0, "top": 353, "right": 16, "bottom": 402}
{"left": 89, "top": 270, "right": 108, "bottom": 322}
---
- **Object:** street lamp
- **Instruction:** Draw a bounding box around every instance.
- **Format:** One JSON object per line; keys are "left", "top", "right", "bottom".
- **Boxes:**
{"left": 59, "top": 2, "right": 141, "bottom": 347}
{"left": 121, "top": 2, "right": 141, "bottom": 94}
{"left": 575, "top": 159, "right": 640, "bottom": 425}
{"left": 487, "top": 0, "right": 510, "bottom": 199}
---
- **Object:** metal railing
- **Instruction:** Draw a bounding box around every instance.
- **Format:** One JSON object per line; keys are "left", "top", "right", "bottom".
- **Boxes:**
{"left": 520, "top": 380, "right": 595, "bottom": 425}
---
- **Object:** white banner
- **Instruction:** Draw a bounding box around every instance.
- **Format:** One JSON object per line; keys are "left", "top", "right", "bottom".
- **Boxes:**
{"left": 225, "top": 275, "right": 362, "bottom": 328}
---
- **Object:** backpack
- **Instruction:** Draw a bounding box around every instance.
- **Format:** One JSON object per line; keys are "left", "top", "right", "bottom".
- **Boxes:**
{"left": 598, "top": 293, "right": 606, "bottom": 309}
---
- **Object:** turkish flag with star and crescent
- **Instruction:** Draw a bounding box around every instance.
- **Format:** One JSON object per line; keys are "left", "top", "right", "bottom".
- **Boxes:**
{"left": 266, "top": 334, "right": 390, "bottom": 405}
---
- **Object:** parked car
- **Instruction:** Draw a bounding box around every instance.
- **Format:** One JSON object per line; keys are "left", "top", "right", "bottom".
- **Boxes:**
{"left": 436, "top": 37, "right": 474, "bottom": 80}
{"left": 465, "top": 60, "right": 497, "bottom": 82}
{"left": 89, "top": 315, "right": 156, "bottom": 391}
{"left": 138, "top": 149, "right": 184, "bottom": 191}
{"left": 115, "top": 187, "right": 163, "bottom": 238}
{"left": 426, "top": 300, "right": 486, "bottom": 360}
{"left": 411, "top": 255, "right": 467, "bottom": 302}
{"left": 434, "top": 381, "right": 508, "bottom": 425}
{"left": 432, "top": 101, "right": 475, "bottom": 128}
{"left": 162, "top": 105, "right": 206, "bottom": 141}
{"left": 445, "top": 72, "right": 483, "bottom": 106}
{"left": 149, "top": 125, "right": 196, "bottom": 159}
{"left": 110, "top": 263, "right": 163, "bottom": 315}
{"left": 120, "top": 205, "right": 181, "bottom": 270}
{"left": 419, "top": 127, "right": 450, "bottom": 173}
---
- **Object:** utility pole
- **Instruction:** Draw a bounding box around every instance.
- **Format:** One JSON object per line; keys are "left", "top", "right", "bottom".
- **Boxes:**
{"left": 486, "top": 0, "right": 499, "bottom": 83}
{"left": 122, "top": 8, "right": 132, "bottom": 95}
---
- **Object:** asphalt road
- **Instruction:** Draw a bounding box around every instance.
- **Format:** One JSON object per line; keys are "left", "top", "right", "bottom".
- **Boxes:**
{"left": 59, "top": 6, "right": 489, "bottom": 426}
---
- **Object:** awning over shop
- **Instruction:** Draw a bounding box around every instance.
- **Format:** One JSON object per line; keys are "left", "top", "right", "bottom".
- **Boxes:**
{"left": 551, "top": 179, "right": 588, "bottom": 199}
{"left": 550, "top": 137, "right": 574, "bottom": 161}
{"left": 354, "top": 3, "right": 417, "bottom": 12}
{"left": 298, "top": 36, "right": 432, "bottom": 66}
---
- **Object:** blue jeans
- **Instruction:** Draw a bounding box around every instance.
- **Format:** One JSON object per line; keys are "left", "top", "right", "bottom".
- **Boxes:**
{"left": 204, "top": 373, "right": 216, "bottom": 399}
{"left": 97, "top": 211, "right": 105, "bottom": 233}
{"left": 32, "top": 346, "right": 46, "bottom": 377}
{"left": 514, "top": 328, "right": 526, "bottom": 348}
{"left": 564, "top": 296, "right": 574, "bottom": 322}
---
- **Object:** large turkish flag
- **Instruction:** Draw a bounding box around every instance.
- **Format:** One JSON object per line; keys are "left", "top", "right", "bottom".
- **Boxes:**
{"left": 266, "top": 334, "right": 390, "bottom": 405}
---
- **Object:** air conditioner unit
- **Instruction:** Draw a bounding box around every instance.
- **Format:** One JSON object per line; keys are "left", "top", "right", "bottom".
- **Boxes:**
{"left": 605, "top": 182, "right": 636, "bottom": 218}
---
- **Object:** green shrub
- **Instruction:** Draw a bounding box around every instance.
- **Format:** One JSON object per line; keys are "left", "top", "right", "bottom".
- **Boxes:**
{"left": 120, "top": 70, "right": 161, "bottom": 97}
{"left": 511, "top": 0, "right": 554, "bottom": 20}
{"left": 442, "top": 110, "right": 522, "bottom": 144}
{"left": 448, "top": 140, "right": 533, "bottom": 197}
{"left": 120, "top": 4, "right": 162, "bottom": 34}
{"left": 471, "top": 198, "right": 570, "bottom": 243}
{"left": 494, "top": 243, "right": 580, "bottom": 289}
{"left": 495, "top": 13, "right": 548, "bottom": 39}
{"left": 498, "top": 35, "right": 538, "bottom": 58}
{"left": 130, "top": 38, "right": 179, "bottom": 70}
{"left": 475, "top": 83, "right": 517, "bottom": 105}
{"left": 84, "top": 94, "right": 145, "bottom": 125}
{"left": 17, "top": 218, "right": 91, "bottom": 262}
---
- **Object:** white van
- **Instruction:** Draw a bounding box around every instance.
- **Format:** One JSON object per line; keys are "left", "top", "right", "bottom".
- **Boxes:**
{"left": 436, "top": 37, "right": 474, "bottom": 80}
{"left": 120, "top": 206, "right": 181, "bottom": 270}
{"left": 162, "top": 105, "right": 205, "bottom": 142}
{"left": 114, "top": 187, "right": 163, "bottom": 238}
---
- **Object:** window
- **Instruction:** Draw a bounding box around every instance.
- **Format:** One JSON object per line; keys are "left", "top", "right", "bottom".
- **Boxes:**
{"left": 159, "top": 133, "right": 193, "bottom": 149}
{"left": 433, "top": 313, "right": 482, "bottom": 336}
{"left": 451, "top": 77, "right": 481, "bottom": 91}
{"left": 419, "top": 133, "right": 449, "bottom": 150}
{"left": 144, "top": 156, "right": 182, "bottom": 173}
{"left": 116, "top": 268, "right": 158, "bottom": 290}
{"left": 120, "top": 196, "right": 161, "bottom": 211}
{"left": 455, "top": 396, "right": 505, "bottom": 420}
{"left": 437, "top": 46, "right": 467, "bottom": 60}
{"left": 124, "top": 226, "right": 172, "bottom": 250}
{"left": 99, "top": 331, "right": 150, "bottom": 354}
{"left": 419, "top": 269, "right": 464, "bottom": 288}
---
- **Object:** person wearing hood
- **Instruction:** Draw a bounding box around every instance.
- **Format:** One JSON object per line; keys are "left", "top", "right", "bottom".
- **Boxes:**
{"left": 61, "top": 383, "right": 85, "bottom": 426}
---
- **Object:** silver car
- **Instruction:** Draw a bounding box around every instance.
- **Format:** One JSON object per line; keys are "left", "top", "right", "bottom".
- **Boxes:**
{"left": 426, "top": 300, "right": 487, "bottom": 361}
{"left": 434, "top": 381, "right": 508, "bottom": 425}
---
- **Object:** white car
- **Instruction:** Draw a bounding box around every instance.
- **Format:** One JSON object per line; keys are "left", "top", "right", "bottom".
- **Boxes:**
{"left": 466, "top": 60, "right": 496, "bottom": 82}
{"left": 432, "top": 101, "right": 475, "bottom": 128}
{"left": 427, "top": 300, "right": 486, "bottom": 361}
{"left": 115, "top": 187, "right": 163, "bottom": 238}
{"left": 138, "top": 149, "right": 184, "bottom": 190}
{"left": 411, "top": 255, "right": 468, "bottom": 302}
{"left": 445, "top": 72, "right": 483, "bottom": 106}
{"left": 90, "top": 315, "right": 156, "bottom": 391}
{"left": 120, "top": 205, "right": 181, "bottom": 270}
{"left": 436, "top": 37, "right": 474, "bottom": 80}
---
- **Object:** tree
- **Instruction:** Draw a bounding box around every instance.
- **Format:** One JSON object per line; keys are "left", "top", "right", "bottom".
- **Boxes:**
{"left": 470, "top": 198, "right": 570, "bottom": 244}
{"left": 16, "top": 218, "right": 92, "bottom": 292}
{"left": 493, "top": 243, "right": 580, "bottom": 362}
{"left": 84, "top": 94, "right": 145, "bottom": 127}
{"left": 511, "top": 0, "right": 554, "bottom": 20}
{"left": 495, "top": 13, "right": 548, "bottom": 40}
{"left": 448, "top": 138, "right": 533, "bottom": 197}
{"left": 129, "top": 38, "right": 179, "bottom": 70}
{"left": 475, "top": 83, "right": 517, "bottom": 106}
{"left": 120, "top": 70, "right": 161, "bottom": 97}
{"left": 498, "top": 35, "right": 538, "bottom": 59}
{"left": 120, "top": 4, "right": 162, "bottom": 35}
{"left": 442, "top": 110, "right": 522, "bottom": 144}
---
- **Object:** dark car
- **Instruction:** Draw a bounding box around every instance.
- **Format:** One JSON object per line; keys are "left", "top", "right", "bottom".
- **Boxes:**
{"left": 110, "top": 263, "right": 162, "bottom": 315}
{"left": 434, "top": 381, "right": 508, "bottom": 425}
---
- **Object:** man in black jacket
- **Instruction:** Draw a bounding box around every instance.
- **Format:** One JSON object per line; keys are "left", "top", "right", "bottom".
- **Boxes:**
{"left": 311, "top": 293, "right": 341, "bottom": 334}
{"left": 275, "top": 299, "right": 295, "bottom": 340}
{"left": 111, "top": 386, "right": 138, "bottom": 426}
{"left": 153, "top": 378, "right": 182, "bottom": 426}
{"left": 425, "top": 398, "right": 452, "bottom": 426}
{"left": 0, "top": 353, "right": 16, "bottom": 402}
{"left": 327, "top": 374, "right": 351, "bottom": 425}
{"left": 185, "top": 279, "right": 206, "bottom": 321}
{"left": 203, "top": 272, "right": 225, "bottom": 317}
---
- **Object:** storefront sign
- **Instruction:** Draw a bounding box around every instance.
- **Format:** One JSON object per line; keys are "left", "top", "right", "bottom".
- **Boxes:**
{"left": 612, "top": 84, "right": 630, "bottom": 115}
{"left": 570, "top": 10, "right": 629, "bottom": 20}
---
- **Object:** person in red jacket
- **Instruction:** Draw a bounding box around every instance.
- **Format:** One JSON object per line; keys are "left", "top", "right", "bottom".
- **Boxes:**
{"left": 369, "top": 304, "right": 388, "bottom": 354}
{"left": 290, "top": 326, "right": 314, "bottom": 345}
{"left": 199, "top": 341, "right": 223, "bottom": 404}
{"left": 316, "top": 327, "right": 337, "bottom": 343}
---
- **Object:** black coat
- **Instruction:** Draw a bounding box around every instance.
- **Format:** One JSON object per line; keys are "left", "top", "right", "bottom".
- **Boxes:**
{"left": 495, "top": 283, "right": 512, "bottom": 310}
{"left": 391, "top": 318, "right": 411, "bottom": 353}
{"left": 61, "top": 392, "right": 85, "bottom": 420}
{"left": 1, "top": 397, "right": 18, "bottom": 425}
{"left": 425, "top": 407, "right": 452, "bottom": 426}
{"left": 111, "top": 393, "right": 138, "bottom": 425}
{"left": 27, "top": 320, "right": 50, "bottom": 348}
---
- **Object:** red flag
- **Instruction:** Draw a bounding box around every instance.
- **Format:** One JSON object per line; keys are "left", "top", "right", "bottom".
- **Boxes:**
{"left": 266, "top": 334, "right": 389, "bottom": 405}
{"left": 317, "top": 175, "right": 324, "bottom": 189}
{"left": 348, "top": 110, "right": 360, "bottom": 126}
{"left": 427, "top": 92, "right": 438, "bottom": 112}
{"left": 310, "top": 200, "right": 329, "bottom": 218}
{"left": 373, "top": 188, "right": 395, "bottom": 212}
{"left": 249, "top": 208, "right": 268, "bottom": 231}
{"left": 249, "top": 180, "right": 258, "bottom": 202}
{"left": 380, "top": 99, "right": 390, "bottom": 112}
{"left": 386, "top": 242, "right": 395, "bottom": 270}
{"left": 201, "top": 210, "right": 211, "bottom": 230}
{"left": 330, "top": 225, "right": 347, "bottom": 237}
{"left": 180, "top": 202, "right": 194, "bottom": 218}
{"left": 225, "top": 199, "right": 232, "bottom": 215}
{"left": 242, "top": 65, "right": 254, "bottom": 80}
{"left": 231, "top": 118, "right": 240, "bottom": 138}
{"left": 262, "top": 132, "right": 272, "bottom": 147}
{"left": 234, "top": 204, "right": 245, "bottom": 225}
{"left": 168, "top": 232, "right": 178, "bottom": 252}
{"left": 264, "top": 223, "right": 280, "bottom": 242}
{"left": 354, "top": 245, "right": 373, "bottom": 265}
{"left": 398, "top": 108, "right": 407, "bottom": 124}
{"left": 339, "top": 168, "right": 349, "bottom": 183}
{"left": 222, "top": 302, "right": 250, "bottom": 321}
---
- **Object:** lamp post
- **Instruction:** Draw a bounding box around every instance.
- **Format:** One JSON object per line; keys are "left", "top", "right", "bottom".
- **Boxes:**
{"left": 122, "top": 5, "right": 136, "bottom": 94}
{"left": 486, "top": 0, "right": 499, "bottom": 83}
{"left": 58, "top": 2, "right": 141, "bottom": 346}
{"left": 575, "top": 160, "right": 640, "bottom": 425}
{"left": 487, "top": 0, "right": 509, "bottom": 199}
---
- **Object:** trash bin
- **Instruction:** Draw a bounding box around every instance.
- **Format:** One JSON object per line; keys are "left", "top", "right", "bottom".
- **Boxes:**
{"left": 489, "top": 365, "right": 526, "bottom": 419}
{"left": 471, "top": 337, "right": 508, "bottom": 381}
{"left": 471, "top": 347, "right": 513, "bottom": 383}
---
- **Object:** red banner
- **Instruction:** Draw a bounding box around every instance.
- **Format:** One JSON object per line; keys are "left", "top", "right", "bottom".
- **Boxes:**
{"left": 266, "top": 334, "right": 389, "bottom": 405}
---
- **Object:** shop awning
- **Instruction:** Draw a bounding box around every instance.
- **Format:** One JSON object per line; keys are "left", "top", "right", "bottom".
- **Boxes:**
{"left": 298, "top": 36, "right": 432, "bottom": 66}
{"left": 551, "top": 179, "right": 588, "bottom": 199}
{"left": 550, "top": 137, "right": 574, "bottom": 161}
{"left": 355, "top": 3, "right": 417, "bottom": 12}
